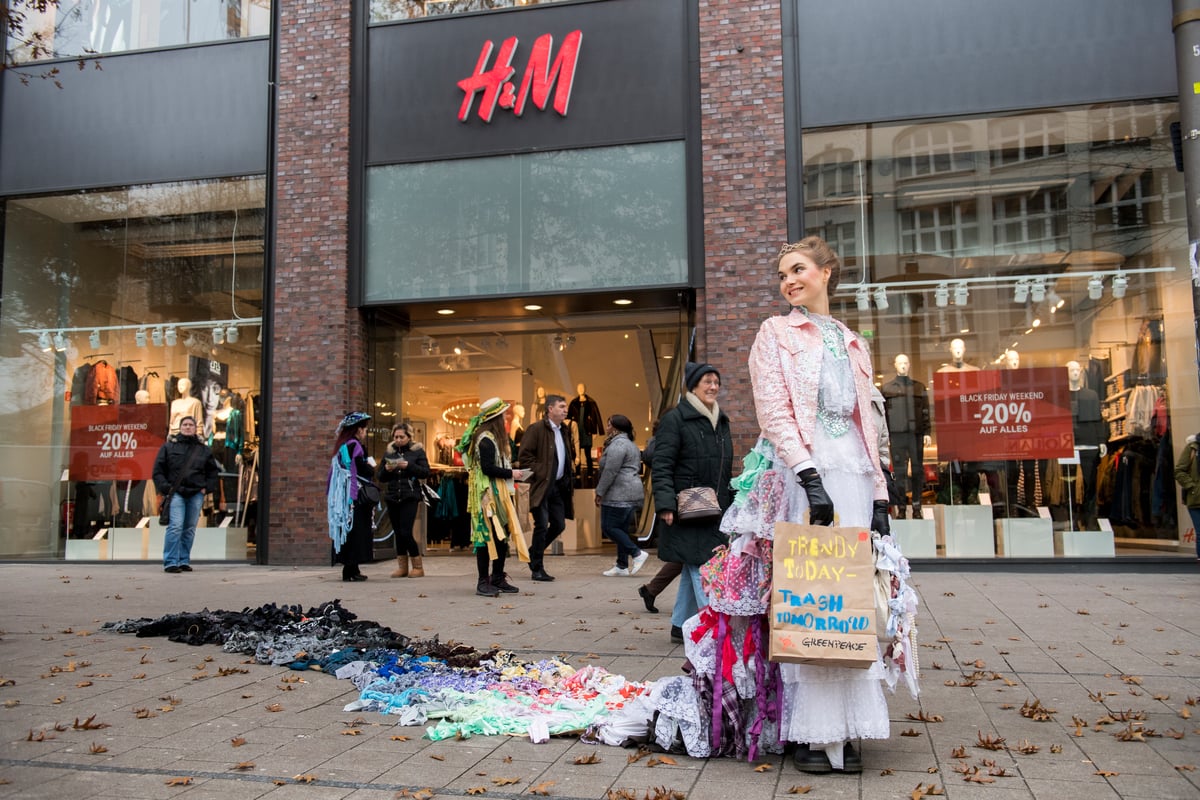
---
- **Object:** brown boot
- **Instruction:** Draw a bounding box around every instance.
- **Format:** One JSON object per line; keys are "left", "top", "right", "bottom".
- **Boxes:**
{"left": 390, "top": 555, "right": 409, "bottom": 578}
{"left": 409, "top": 555, "right": 425, "bottom": 578}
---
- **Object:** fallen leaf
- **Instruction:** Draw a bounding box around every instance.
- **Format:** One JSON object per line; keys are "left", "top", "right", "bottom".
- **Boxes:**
{"left": 73, "top": 714, "right": 110, "bottom": 730}
{"left": 1014, "top": 739, "right": 1039, "bottom": 754}
{"left": 880, "top": 768, "right": 895, "bottom": 775}
{"left": 76, "top": 680, "right": 93, "bottom": 688}
{"left": 1176, "top": 765, "right": 1196, "bottom": 772}
{"left": 786, "top": 787, "right": 812, "bottom": 795}
{"left": 231, "top": 736, "right": 246, "bottom": 747}
{"left": 430, "top": 754, "right": 445, "bottom": 761}
{"left": 528, "top": 780, "right": 555, "bottom": 795}
{"left": 265, "top": 703, "right": 283, "bottom": 712}
{"left": 88, "top": 742, "right": 107, "bottom": 753}
{"left": 391, "top": 735, "right": 410, "bottom": 741}
{"left": 900, "top": 728, "right": 922, "bottom": 737}
{"left": 974, "top": 732, "right": 1006, "bottom": 751}
{"left": 133, "top": 708, "right": 155, "bottom": 719}
{"left": 949, "top": 745, "right": 968, "bottom": 759}
{"left": 1019, "top": 698, "right": 1057, "bottom": 721}
{"left": 231, "top": 761, "right": 255, "bottom": 770}
{"left": 164, "top": 777, "right": 192, "bottom": 786}
{"left": 1077, "top": 609, "right": 1090, "bottom": 615}
{"left": 492, "top": 777, "right": 521, "bottom": 786}
{"left": 293, "top": 773, "right": 318, "bottom": 783}
{"left": 466, "top": 787, "right": 487, "bottom": 795}
{"left": 753, "top": 763, "right": 772, "bottom": 772}
{"left": 573, "top": 752, "right": 601, "bottom": 764}
{"left": 340, "top": 729, "right": 362, "bottom": 736}
{"left": 1094, "top": 770, "right": 1119, "bottom": 777}
{"left": 1049, "top": 744, "right": 1063, "bottom": 753}
{"left": 907, "top": 711, "right": 944, "bottom": 723}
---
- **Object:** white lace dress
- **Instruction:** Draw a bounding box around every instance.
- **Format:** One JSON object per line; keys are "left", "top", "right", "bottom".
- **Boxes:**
{"left": 721, "top": 311, "right": 890, "bottom": 749}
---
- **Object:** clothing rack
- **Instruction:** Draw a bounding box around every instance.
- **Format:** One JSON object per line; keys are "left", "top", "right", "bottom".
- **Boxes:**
{"left": 84, "top": 352, "right": 115, "bottom": 360}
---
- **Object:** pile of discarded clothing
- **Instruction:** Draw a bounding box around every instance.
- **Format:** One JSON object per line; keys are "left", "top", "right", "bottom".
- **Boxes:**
{"left": 103, "top": 599, "right": 651, "bottom": 744}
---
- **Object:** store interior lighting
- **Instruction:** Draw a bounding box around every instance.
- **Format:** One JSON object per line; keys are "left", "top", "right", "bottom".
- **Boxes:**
{"left": 165, "top": 326, "right": 177, "bottom": 346}
{"left": 135, "top": 328, "right": 147, "bottom": 347}
{"left": 226, "top": 325, "right": 239, "bottom": 344}
{"left": 1046, "top": 286, "right": 1064, "bottom": 311}
{"left": 1030, "top": 279, "right": 1046, "bottom": 303}
{"left": 20, "top": 318, "right": 262, "bottom": 353}
{"left": 934, "top": 283, "right": 949, "bottom": 308}
{"left": 89, "top": 329, "right": 101, "bottom": 349}
{"left": 1013, "top": 280, "right": 1030, "bottom": 303}
{"left": 38, "top": 332, "right": 52, "bottom": 351}
{"left": 53, "top": 331, "right": 67, "bottom": 352}
{"left": 953, "top": 282, "right": 969, "bottom": 306}
{"left": 1087, "top": 274, "right": 1104, "bottom": 300}
{"left": 872, "top": 285, "right": 889, "bottom": 310}
{"left": 151, "top": 326, "right": 163, "bottom": 347}
{"left": 212, "top": 326, "right": 225, "bottom": 345}
{"left": 855, "top": 286, "right": 870, "bottom": 312}
{"left": 1112, "top": 272, "right": 1128, "bottom": 298}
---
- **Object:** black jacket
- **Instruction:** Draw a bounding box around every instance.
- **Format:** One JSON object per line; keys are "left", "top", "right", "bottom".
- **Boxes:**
{"left": 152, "top": 434, "right": 220, "bottom": 497}
{"left": 651, "top": 400, "right": 734, "bottom": 565}
{"left": 381, "top": 441, "right": 430, "bottom": 502}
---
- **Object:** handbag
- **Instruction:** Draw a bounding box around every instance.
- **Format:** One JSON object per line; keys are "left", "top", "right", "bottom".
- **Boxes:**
{"left": 420, "top": 482, "right": 440, "bottom": 506}
{"left": 676, "top": 486, "right": 721, "bottom": 520}
{"left": 357, "top": 479, "right": 381, "bottom": 505}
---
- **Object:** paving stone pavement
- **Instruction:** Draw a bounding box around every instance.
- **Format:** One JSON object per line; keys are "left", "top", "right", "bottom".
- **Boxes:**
{"left": 0, "top": 557, "right": 1197, "bottom": 800}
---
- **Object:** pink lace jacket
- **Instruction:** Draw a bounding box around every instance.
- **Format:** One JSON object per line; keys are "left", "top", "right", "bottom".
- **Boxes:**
{"left": 748, "top": 308, "right": 887, "bottom": 501}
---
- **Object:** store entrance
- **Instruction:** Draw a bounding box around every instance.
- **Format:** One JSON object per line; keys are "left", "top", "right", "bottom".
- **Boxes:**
{"left": 365, "top": 301, "right": 689, "bottom": 558}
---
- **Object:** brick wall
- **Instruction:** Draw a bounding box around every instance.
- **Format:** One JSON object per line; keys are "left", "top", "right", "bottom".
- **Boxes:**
{"left": 269, "top": 1, "right": 365, "bottom": 564}
{"left": 697, "top": 0, "right": 789, "bottom": 455}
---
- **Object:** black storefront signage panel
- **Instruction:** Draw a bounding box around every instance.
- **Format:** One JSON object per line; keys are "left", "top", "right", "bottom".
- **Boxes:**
{"left": 367, "top": 0, "right": 687, "bottom": 165}
{"left": 0, "top": 40, "right": 269, "bottom": 196}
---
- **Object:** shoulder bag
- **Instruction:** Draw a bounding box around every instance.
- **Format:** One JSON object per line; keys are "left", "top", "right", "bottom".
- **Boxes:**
{"left": 675, "top": 429, "right": 725, "bottom": 521}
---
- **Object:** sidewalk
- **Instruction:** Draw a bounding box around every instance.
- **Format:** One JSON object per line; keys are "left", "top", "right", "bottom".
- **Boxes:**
{"left": 0, "top": 556, "right": 1197, "bottom": 800}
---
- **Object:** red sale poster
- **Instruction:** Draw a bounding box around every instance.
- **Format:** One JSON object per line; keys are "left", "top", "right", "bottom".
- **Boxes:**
{"left": 68, "top": 404, "right": 168, "bottom": 481}
{"left": 932, "top": 367, "right": 1074, "bottom": 461}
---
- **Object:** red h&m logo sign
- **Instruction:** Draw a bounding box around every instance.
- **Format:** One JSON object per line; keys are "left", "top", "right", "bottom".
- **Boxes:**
{"left": 457, "top": 30, "right": 582, "bottom": 123}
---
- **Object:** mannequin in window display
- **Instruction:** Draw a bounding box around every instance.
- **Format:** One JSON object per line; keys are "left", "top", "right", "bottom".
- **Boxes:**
{"left": 209, "top": 391, "right": 244, "bottom": 512}
{"left": 534, "top": 387, "right": 547, "bottom": 422}
{"left": 936, "top": 338, "right": 979, "bottom": 372}
{"left": 568, "top": 383, "right": 604, "bottom": 479}
{"left": 115, "top": 390, "right": 153, "bottom": 525}
{"left": 169, "top": 378, "right": 204, "bottom": 435}
{"left": 1067, "top": 360, "right": 1107, "bottom": 529}
{"left": 880, "top": 354, "right": 932, "bottom": 518}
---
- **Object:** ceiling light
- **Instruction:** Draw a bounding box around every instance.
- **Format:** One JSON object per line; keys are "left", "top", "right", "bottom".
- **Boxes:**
{"left": 134, "top": 328, "right": 147, "bottom": 348}
{"left": 38, "top": 332, "right": 52, "bottom": 351}
{"left": 1111, "top": 272, "right": 1128, "bottom": 299}
{"left": 553, "top": 333, "right": 564, "bottom": 351}
{"left": 1013, "top": 280, "right": 1029, "bottom": 303}
{"left": 436, "top": 308, "right": 455, "bottom": 316}
{"left": 873, "top": 286, "right": 889, "bottom": 310}
{"left": 1030, "top": 279, "right": 1046, "bottom": 303}
{"left": 523, "top": 304, "right": 543, "bottom": 311}
{"left": 1047, "top": 287, "right": 1064, "bottom": 310}
{"left": 89, "top": 330, "right": 100, "bottom": 349}
{"left": 934, "top": 284, "right": 949, "bottom": 308}
{"left": 226, "top": 325, "right": 238, "bottom": 344}
{"left": 151, "top": 326, "right": 163, "bottom": 347}
{"left": 953, "top": 282, "right": 969, "bottom": 306}
{"left": 1087, "top": 274, "right": 1103, "bottom": 300}
{"left": 613, "top": 298, "right": 632, "bottom": 306}
{"left": 1032, "top": 318, "right": 1041, "bottom": 327}
{"left": 564, "top": 334, "right": 576, "bottom": 349}
{"left": 213, "top": 326, "right": 225, "bottom": 345}
{"left": 53, "top": 331, "right": 67, "bottom": 352}
{"left": 453, "top": 338, "right": 466, "bottom": 355}
{"left": 855, "top": 286, "right": 870, "bottom": 312}
{"left": 165, "top": 326, "right": 177, "bottom": 346}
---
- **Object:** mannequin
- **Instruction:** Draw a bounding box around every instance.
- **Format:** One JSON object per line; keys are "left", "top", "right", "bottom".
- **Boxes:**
{"left": 1000, "top": 349, "right": 1040, "bottom": 516}
{"left": 937, "top": 338, "right": 979, "bottom": 372}
{"left": 880, "top": 354, "right": 932, "bottom": 518}
{"left": 568, "top": 382, "right": 604, "bottom": 478}
{"left": 1067, "top": 360, "right": 1107, "bottom": 529}
{"left": 509, "top": 403, "right": 526, "bottom": 449}
{"left": 534, "top": 387, "right": 547, "bottom": 422}
{"left": 209, "top": 391, "right": 243, "bottom": 512}
{"left": 1003, "top": 349, "right": 1020, "bottom": 370}
{"left": 169, "top": 378, "right": 204, "bottom": 435}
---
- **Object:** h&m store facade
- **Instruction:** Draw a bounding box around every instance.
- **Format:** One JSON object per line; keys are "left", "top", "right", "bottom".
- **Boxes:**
{"left": 0, "top": 0, "right": 1194, "bottom": 563}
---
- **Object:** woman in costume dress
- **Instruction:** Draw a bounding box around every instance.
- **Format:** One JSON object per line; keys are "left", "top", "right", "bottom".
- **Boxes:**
{"left": 327, "top": 411, "right": 376, "bottom": 582}
{"left": 717, "top": 236, "right": 918, "bottom": 773}
{"left": 458, "top": 397, "right": 532, "bottom": 597}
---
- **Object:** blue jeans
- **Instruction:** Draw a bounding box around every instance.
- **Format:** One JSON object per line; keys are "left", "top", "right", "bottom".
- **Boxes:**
{"left": 600, "top": 505, "right": 641, "bottom": 568}
{"left": 164, "top": 491, "right": 204, "bottom": 568}
{"left": 671, "top": 563, "right": 708, "bottom": 628}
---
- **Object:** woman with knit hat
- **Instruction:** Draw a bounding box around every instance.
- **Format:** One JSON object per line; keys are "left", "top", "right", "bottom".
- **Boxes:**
{"left": 650, "top": 360, "right": 734, "bottom": 641}
{"left": 457, "top": 398, "right": 533, "bottom": 597}
{"left": 327, "top": 411, "right": 376, "bottom": 582}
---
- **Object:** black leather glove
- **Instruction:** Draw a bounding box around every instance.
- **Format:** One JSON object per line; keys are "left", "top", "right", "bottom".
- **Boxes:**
{"left": 871, "top": 500, "right": 891, "bottom": 537}
{"left": 797, "top": 468, "right": 834, "bottom": 526}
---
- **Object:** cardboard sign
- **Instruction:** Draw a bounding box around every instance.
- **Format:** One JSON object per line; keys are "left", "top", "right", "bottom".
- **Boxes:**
{"left": 68, "top": 404, "right": 167, "bottom": 481}
{"left": 769, "top": 522, "right": 877, "bottom": 669}
{"left": 933, "top": 367, "right": 1074, "bottom": 461}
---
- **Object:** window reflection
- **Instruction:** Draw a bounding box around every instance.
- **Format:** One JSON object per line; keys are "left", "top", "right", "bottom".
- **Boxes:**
{"left": 6, "top": 0, "right": 271, "bottom": 62}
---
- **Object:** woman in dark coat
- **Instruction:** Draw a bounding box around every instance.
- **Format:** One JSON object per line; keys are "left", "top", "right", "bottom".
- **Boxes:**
{"left": 381, "top": 422, "right": 431, "bottom": 578}
{"left": 327, "top": 411, "right": 376, "bottom": 582}
{"left": 651, "top": 361, "right": 734, "bottom": 640}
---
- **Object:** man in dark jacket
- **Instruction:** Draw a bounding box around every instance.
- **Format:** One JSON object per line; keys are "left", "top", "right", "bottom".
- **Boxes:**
{"left": 517, "top": 394, "right": 576, "bottom": 581}
{"left": 152, "top": 416, "right": 220, "bottom": 573}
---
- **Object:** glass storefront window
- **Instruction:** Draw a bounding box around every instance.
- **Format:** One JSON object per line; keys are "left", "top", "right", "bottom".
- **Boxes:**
{"left": 364, "top": 142, "right": 688, "bottom": 303}
{"left": 0, "top": 176, "right": 265, "bottom": 559}
{"left": 5, "top": 0, "right": 271, "bottom": 62}
{"left": 370, "top": 0, "right": 576, "bottom": 24}
{"left": 803, "top": 99, "right": 1196, "bottom": 557}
